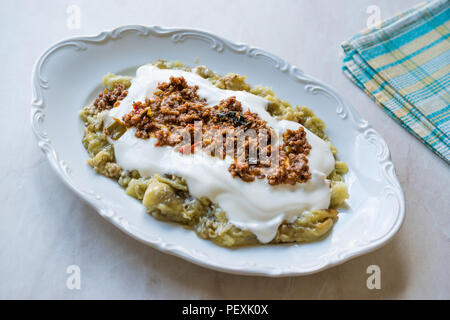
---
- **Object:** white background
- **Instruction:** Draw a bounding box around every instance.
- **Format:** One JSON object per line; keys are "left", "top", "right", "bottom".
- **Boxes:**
{"left": 1, "top": 0, "right": 449, "bottom": 299}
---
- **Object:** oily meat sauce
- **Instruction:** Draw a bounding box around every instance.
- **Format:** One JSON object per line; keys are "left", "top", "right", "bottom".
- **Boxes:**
{"left": 100, "top": 77, "right": 312, "bottom": 185}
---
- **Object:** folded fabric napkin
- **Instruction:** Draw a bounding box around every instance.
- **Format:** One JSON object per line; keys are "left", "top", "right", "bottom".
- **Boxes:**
{"left": 342, "top": 0, "right": 450, "bottom": 163}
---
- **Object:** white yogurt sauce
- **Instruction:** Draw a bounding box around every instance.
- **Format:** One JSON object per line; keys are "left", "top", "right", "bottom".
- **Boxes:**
{"left": 104, "top": 65, "right": 335, "bottom": 243}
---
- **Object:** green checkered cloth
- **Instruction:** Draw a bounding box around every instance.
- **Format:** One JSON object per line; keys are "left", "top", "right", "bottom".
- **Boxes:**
{"left": 342, "top": 0, "right": 450, "bottom": 163}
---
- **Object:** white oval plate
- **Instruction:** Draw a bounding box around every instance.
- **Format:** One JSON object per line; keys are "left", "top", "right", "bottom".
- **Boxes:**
{"left": 31, "top": 25, "right": 405, "bottom": 277}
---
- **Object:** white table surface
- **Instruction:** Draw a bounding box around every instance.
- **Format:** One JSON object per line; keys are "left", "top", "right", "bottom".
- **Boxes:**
{"left": 1, "top": 0, "right": 449, "bottom": 299}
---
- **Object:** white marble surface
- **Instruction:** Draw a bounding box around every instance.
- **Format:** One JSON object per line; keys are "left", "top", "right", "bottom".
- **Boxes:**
{"left": 1, "top": 0, "right": 449, "bottom": 299}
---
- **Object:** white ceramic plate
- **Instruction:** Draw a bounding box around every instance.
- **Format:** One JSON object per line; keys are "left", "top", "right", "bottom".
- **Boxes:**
{"left": 31, "top": 25, "right": 405, "bottom": 277}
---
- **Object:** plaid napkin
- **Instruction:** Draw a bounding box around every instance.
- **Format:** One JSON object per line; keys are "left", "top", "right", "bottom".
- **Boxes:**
{"left": 342, "top": 0, "right": 450, "bottom": 163}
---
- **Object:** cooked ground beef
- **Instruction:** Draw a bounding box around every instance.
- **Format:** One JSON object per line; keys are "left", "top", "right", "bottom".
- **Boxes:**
{"left": 94, "top": 83, "right": 128, "bottom": 111}
{"left": 266, "top": 129, "right": 312, "bottom": 185}
{"left": 118, "top": 76, "right": 312, "bottom": 185}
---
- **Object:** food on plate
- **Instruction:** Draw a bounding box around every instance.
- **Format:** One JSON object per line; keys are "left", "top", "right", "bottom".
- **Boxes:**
{"left": 79, "top": 60, "right": 348, "bottom": 247}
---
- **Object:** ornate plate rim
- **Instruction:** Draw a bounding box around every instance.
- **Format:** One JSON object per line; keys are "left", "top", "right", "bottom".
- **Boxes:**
{"left": 31, "top": 25, "right": 405, "bottom": 277}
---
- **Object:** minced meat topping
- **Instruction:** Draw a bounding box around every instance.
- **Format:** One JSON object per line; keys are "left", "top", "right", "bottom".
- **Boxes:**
{"left": 105, "top": 76, "right": 312, "bottom": 185}
{"left": 94, "top": 83, "right": 128, "bottom": 111}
